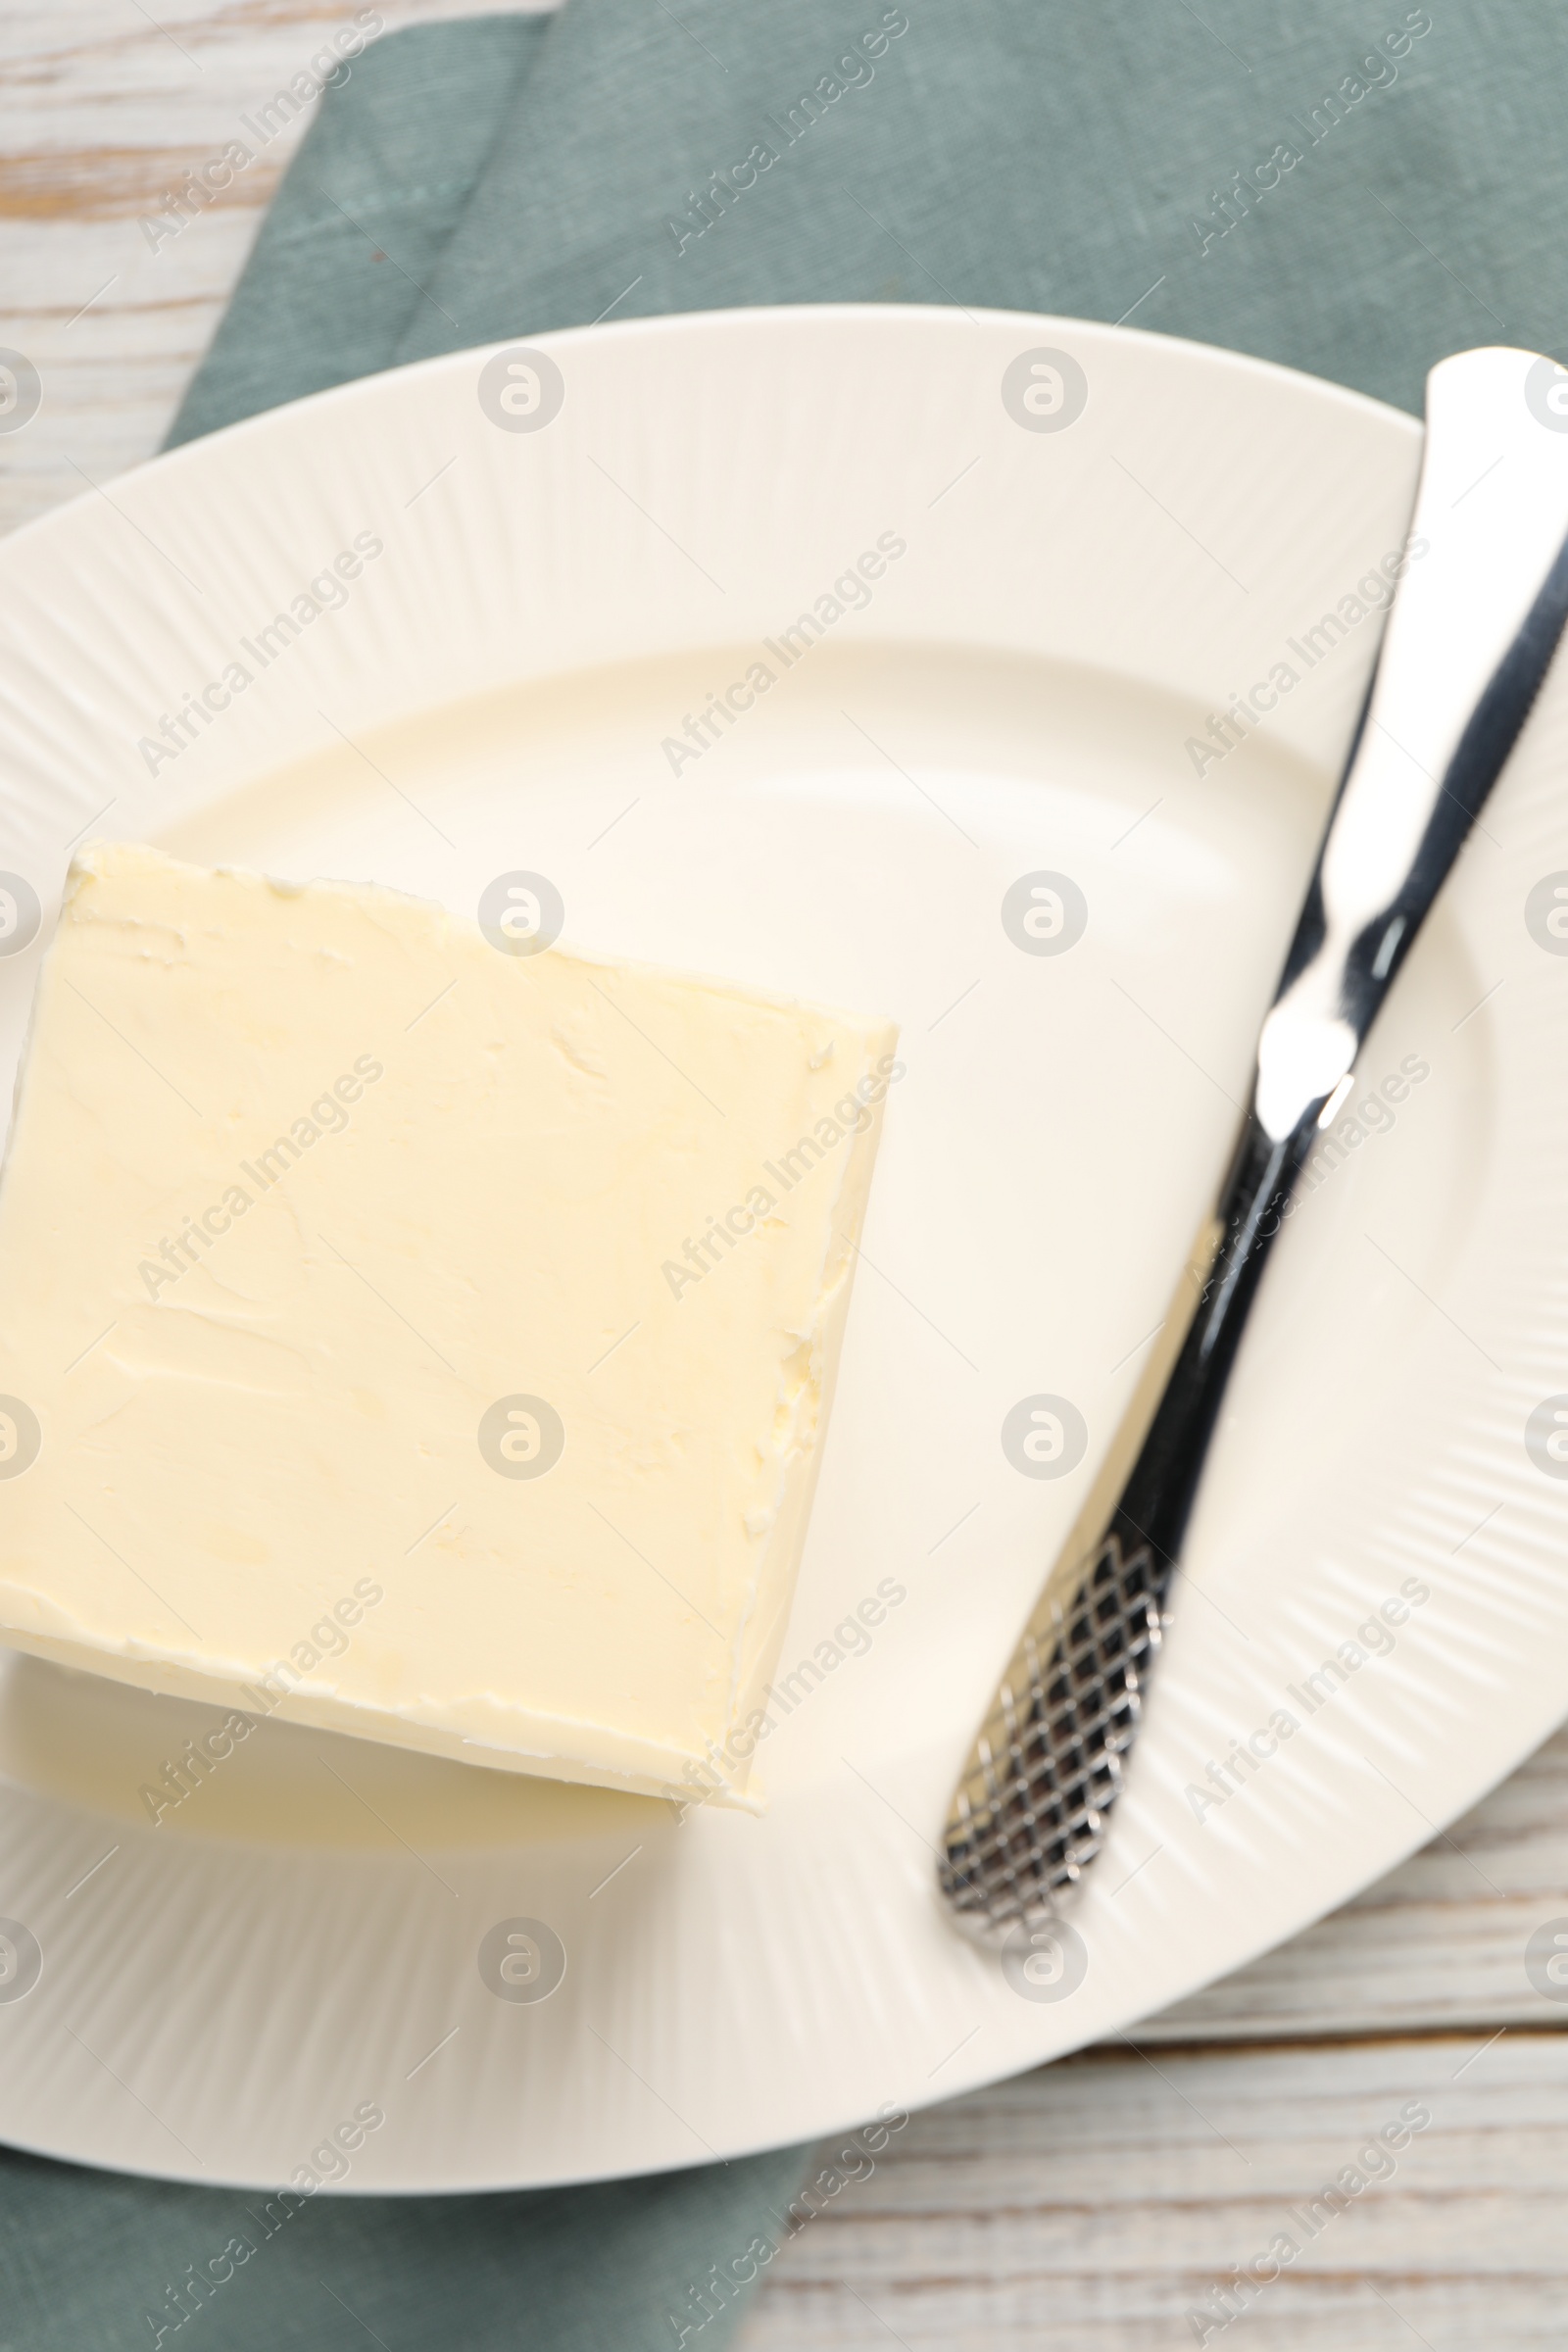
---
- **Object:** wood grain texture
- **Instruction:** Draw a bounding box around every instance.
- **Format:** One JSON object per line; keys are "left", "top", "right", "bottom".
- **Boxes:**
{"left": 0, "top": 0, "right": 549, "bottom": 538}
{"left": 738, "top": 2031, "right": 1567, "bottom": 2349}
{"left": 7, "top": 8, "right": 1568, "bottom": 2342}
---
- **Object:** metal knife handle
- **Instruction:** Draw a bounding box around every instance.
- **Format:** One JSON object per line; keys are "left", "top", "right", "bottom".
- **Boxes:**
{"left": 939, "top": 1110, "right": 1309, "bottom": 1938}
{"left": 942, "top": 346, "right": 1568, "bottom": 1941}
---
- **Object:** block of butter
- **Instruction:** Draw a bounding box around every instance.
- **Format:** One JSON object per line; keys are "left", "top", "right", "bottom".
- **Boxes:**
{"left": 0, "top": 842, "right": 898, "bottom": 1805}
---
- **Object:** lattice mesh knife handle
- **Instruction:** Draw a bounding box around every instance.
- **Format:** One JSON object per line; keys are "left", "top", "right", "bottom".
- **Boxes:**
{"left": 940, "top": 1112, "right": 1310, "bottom": 1939}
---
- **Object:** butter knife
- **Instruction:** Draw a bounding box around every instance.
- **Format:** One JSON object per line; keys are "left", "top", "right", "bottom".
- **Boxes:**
{"left": 942, "top": 343, "right": 1568, "bottom": 1940}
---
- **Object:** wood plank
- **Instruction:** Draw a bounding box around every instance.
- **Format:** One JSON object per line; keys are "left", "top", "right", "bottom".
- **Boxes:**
{"left": 738, "top": 2030, "right": 1567, "bottom": 2349}
{"left": 0, "top": 0, "right": 552, "bottom": 538}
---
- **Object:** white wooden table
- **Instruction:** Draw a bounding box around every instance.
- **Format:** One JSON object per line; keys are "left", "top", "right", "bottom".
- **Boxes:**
{"left": 5, "top": 8, "right": 1567, "bottom": 2343}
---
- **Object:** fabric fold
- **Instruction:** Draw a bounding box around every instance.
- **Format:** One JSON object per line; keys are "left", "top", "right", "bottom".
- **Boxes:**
{"left": 167, "top": 16, "right": 551, "bottom": 445}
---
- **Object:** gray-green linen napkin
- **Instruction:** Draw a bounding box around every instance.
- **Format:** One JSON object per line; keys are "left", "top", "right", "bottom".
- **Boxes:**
{"left": 169, "top": 0, "right": 1568, "bottom": 453}
{"left": 0, "top": 2136, "right": 813, "bottom": 2350}
{"left": 7, "top": 3, "right": 1550, "bottom": 2347}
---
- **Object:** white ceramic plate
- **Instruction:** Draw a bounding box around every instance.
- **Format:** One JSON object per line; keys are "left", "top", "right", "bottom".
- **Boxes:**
{"left": 1, "top": 308, "right": 1565, "bottom": 2192}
